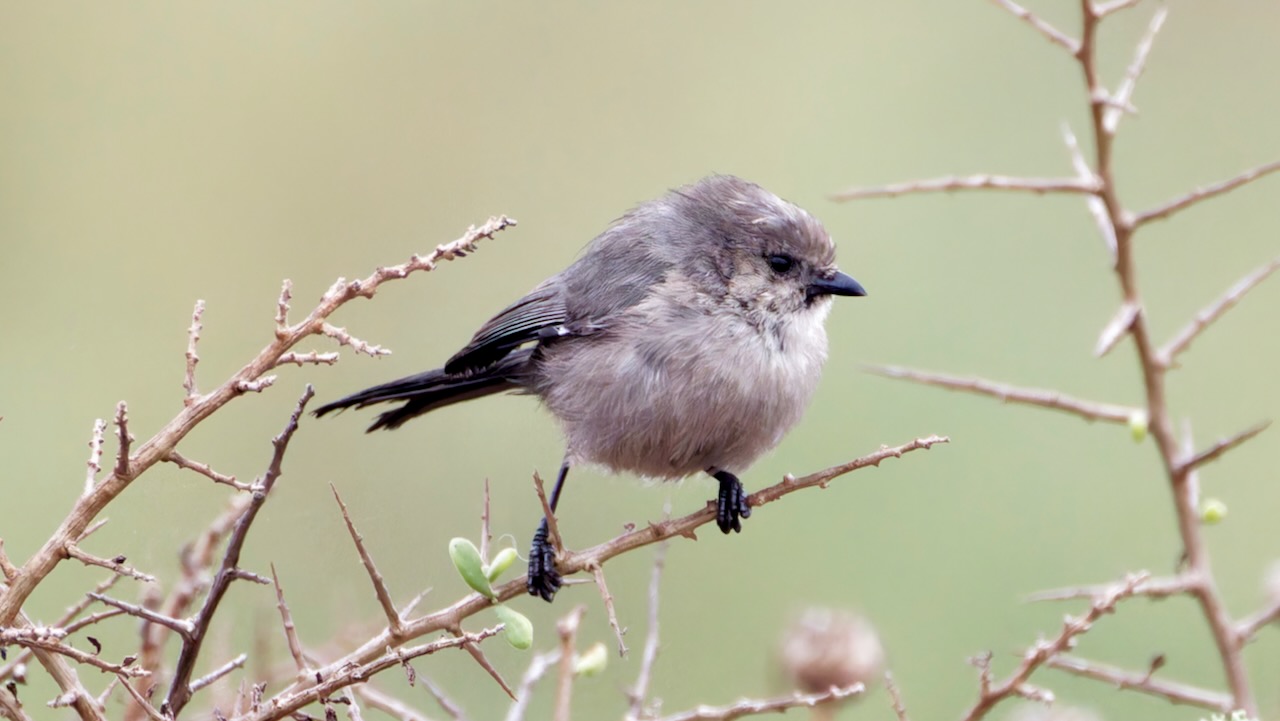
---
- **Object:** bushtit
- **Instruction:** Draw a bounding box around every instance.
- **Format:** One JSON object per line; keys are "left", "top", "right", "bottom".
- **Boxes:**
{"left": 315, "top": 175, "right": 865, "bottom": 601}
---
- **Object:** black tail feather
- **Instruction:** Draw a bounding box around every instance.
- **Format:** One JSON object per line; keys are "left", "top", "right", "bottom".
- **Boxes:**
{"left": 313, "top": 349, "right": 531, "bottom": 431}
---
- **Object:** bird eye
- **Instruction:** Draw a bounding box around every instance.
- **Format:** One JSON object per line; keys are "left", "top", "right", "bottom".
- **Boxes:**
{"left": 766, "top": 254, "right": 795, "bottom": 274}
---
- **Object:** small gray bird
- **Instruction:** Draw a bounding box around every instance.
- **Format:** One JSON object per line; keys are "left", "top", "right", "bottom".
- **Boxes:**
{"left": 314, "top": 175, "right": 865, "bottom": 601}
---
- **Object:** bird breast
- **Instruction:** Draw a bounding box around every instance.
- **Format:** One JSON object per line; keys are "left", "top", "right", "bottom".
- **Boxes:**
{"left": 533, "top": 296, "right": 832, "bottom": 479}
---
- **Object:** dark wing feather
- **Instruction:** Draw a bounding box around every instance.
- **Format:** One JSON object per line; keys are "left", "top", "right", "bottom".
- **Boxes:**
{"left": 444, "top": 281, "right": 568, "bottom": 374}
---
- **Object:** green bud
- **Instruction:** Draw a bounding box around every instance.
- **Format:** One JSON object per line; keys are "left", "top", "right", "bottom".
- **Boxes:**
{"left": 1128, "top": 409, "right": 1148, "bottom": 443}
{"left": 573, "top": 642, "right": 608, "bottom": 677}
{"left": 485, "top": 547, "right": 519, "bottom": 583}
{"left": 448, "top": 538, "right": 494, "bottom": 599}
{"left": 494, "top": 604, "right": 533, "bottom": 650}
{"left": 1200, "top": 498, "right": 1227, "bottom": 525}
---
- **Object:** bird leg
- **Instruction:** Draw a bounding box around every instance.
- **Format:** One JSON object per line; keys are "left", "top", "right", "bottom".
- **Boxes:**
{"left": 528, "top": 459, "right": 571, "bottom": 601}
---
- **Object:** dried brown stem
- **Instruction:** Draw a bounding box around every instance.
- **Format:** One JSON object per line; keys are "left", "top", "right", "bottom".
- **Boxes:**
{"left": 1027, "top": 574, "right": 1186, "bottom": 602}
{"left": 166, "top": 450, "right": 250, "bottom": 492}
{"left": 84, "top": 419, "right": 107, "bottom": 496}
{"left": 626, "top": 541, "right": 668, "bottom": 721}
{"left": 331, "top": 484, "right": 405, "bottom": 636}
{"left": 1045, "top": 654, "right": 1232, "bottom": 711}
{"left": 885, "top": 671, "right": 910, "bottom": 721}
{"left": 988, "top": 0, "right": 1079, "bottom": 54}
{"left": 1101, "top": 6, "right": 1167, "bottom": 134}
{"left": 64, "top": 545, "right": 155, "bottom": 583}
{"left": 417, "top": 673, "right": 468, "bottom": 721}
{"left": 553, "top": 605, "right": 586, "bottom": 721}
{"left": 1236, "top": 599, "right": 1280, "bottom": 643}
{"left": 0, "top": 217, "right": 515, "bottom": 633}
{"left": 87, "top": 593, "right": 191, "bottom": 637}
{"left": 865, "top": 366, "right": 1135, "bottom": 423}
{"left": 183, "top": 300, "right": 205, "bottom": 406}
{"left": 831, "top": 174, "right": 1095, "bottom": 202}
{"left": 504, "top": 650, "right": 561, "bottom": 721}
{"left": 656, "top": 684, "right": 864, "bottom": 721}
{"left": 1134, "top": 159, "right": 1280, "bottom": 227}
{"left": 240, "top": 626, "right": 502, "bottom": 721}
{"left": 532, "top": 471, "right": 564, "bottom": 553}
{"left": 454, "top": 625, "right": 515, "bottom": 700}
{"left": 274, "top": 350, "right": 340, "bottom": 368}
{"left": 961, "top": 574, "right": 1147, "bottom": 721}
{"left": 1159, "top": 257, "right": 1280, "bottom": 365}
{"left": 270, "top": 564, "right": 308, "bottom": 676}
{"left": 353, "top": 683, "right": 434, "bottom": 721}
{"left": 587, "top": 562, "right": 627, "bottom": 657}
{"left": 1179, "top": 421, "right": 1271, "bottom": 474}
{"left": 112, "top": 402, "right": 132, "bottom": 478}
{"left": 189, "top": 653, "right": 247, "bottom": 693}
{"left": 165, "top": 384, "right": 314, "bottom": 715}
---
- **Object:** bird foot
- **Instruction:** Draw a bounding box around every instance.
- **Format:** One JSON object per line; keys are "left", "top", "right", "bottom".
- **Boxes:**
{"left": 712, "top": 470, "right": 751, "bottom": 534}
{"left": 527, "top": 517, "right": 562, "bottom": 602}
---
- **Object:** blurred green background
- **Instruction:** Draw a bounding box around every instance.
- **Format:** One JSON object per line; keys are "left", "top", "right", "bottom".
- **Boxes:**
{"left": 3, "top": 3, "right": 1278, "bottom": 719}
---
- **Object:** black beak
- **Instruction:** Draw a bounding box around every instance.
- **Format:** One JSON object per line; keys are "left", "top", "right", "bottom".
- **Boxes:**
{"left": 807, "top": 270, "right": 866, "bottom": 298}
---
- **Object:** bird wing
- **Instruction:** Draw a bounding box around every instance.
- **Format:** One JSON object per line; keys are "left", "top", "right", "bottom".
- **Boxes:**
{"left": 443, "top": 281, "right": 569, "bottom": 374}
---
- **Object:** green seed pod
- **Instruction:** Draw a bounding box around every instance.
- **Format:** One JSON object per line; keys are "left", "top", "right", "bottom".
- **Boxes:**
{"left": 448, "top": 537, "right": 494, "bottom": 599}
{"left": 494, "top": 604, "right": 534, "bottom": 650}
{"left": 573, "top": 641, "right": 608, "bottom": 677}
{"left": 1128, "top": 410, "right": 1148, "bottom": 443}
{"left": 485, "top": 547, "right": 519, "bottom": 583}
{"left": 1200, "top": 498, "right": 1228, "bottom": 525}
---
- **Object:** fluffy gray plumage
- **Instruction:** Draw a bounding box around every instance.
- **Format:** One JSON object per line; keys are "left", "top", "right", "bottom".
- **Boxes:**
{"left": 315, "top": 174, "right": 865, "bottom": 600}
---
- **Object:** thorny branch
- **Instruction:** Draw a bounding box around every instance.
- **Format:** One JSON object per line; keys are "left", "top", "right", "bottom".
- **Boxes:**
{"left": 0, "top": 217, "right": 516, "bottom": 633}
{"left": 836, "top": 0, "right": 1277, "bottom": 717}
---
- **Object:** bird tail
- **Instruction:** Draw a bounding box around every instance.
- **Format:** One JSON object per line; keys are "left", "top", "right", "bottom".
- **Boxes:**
{"left": 313, "top": 349, "right": 532, "bottom": 432}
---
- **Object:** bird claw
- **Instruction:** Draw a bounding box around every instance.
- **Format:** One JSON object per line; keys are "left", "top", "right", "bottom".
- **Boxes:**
{"left": 527, "top": 517, "right": 562, "bottom": 602}
{"left": 714, "top": 471, "right": 751, "bottom": 534}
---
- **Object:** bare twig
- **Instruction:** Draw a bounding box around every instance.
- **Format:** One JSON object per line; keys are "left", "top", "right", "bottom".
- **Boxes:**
{"left": 505, "top": 650, "right": 561, "bottom": 721}
{"left": 113, "top": 402, "right": 133, "bottom": 478}
{"left": 532, "top": 471, "right": 564, "bottom": 553}
{"left": 322, "top": 324, "right": 390, "bottom": 358}
{"left": 554, "top": 605, "right": 586, "bottom": 721}
{"left": 1060, "top": 123, "right": 1115, "bottom": 255}
{"left": 1102, "top": 6, "right": 1168, "bottom": 134}
{"left": 275, "top": 350, "right": 341, "bottom": 367}
{"left": 1027, "top": 574, "right": 1185, "bottom": 602}
{"left": 189, "top": 653, "right": 247, "bottom": 693}
{"left": 239, "top": 627, "right": 503, "bottom": 721}
{"left": 626, "top": 541, "right": 669, "bottom": 721}
{"left": 183, "top": 300, "right": 205, "bottom": 406}
{"left": 85, "top": 419, "right": 107, "bottom": 496}
{"left": 865, "top": 366, "right": 1135, "bottom": 423}
{"left": 331, "top": 484, "right": 405, "bottom": 636}
{"left": 454, "top": 625, "right": 515, "bottom": 700}
{"left": 1237, "top": 599, "right": 1280, "bottom": 644}
{"left": 1179, "top": 421, "right": 1271, "bottom": 474}
{"left": 270, "top": 564, "right": 308, "bottom": 676}
{"left": 587, "top": 562, "right": 627, "bottom": 657}
{"left": 655, "top": 685, "right": 864, "bottom": 721}
{"left": 988, "top": 0, "right": 1079, "bottom": 54}
{"left": 1159, "top": 257, "right": 1280, "bottom": 365}
{"left": 1045, "top": 654, "right": 1233, "bottom": 712}
{"left": 118, "top": 677, "right": 168, "bottom": 721}
{"left": 885, "top": 671, "right": 910, "bottom": 721}
{"left": 831, "top": 174, "right": 1095, "bottom": 202}
{"left": 166, "top": 450, "right": 251, "bottom": 492}
{"left": 89, "top": 593, "right": 191, "bottom": 637}
{"left": 64, "top": 545, "right": 155, "bottom": 583}
{"left": 1094, "top": 302, "right": 1139, "bottom": 358}
{"left": 1134, "top": 159, "right": 1280, "bottom": 227}
{"left": 961, "top": 574, "right": 1147, "bottom": 721}
{"left": 353, "top": 683, "right": 435, "bottom": 721}
{"left": 274, "top": 280, "right": 292, "bottom": 333}
{"left": 165, "top": 384, "right": 314, "bottom": 716}
{"left": 417, "top": 673, "right": 468, "bottom": 721}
